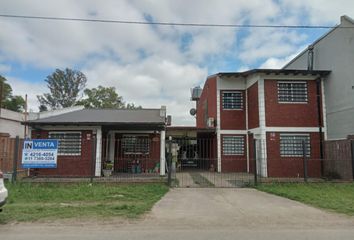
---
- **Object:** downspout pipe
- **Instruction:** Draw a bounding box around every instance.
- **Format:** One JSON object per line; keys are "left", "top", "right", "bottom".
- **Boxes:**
{"left": 308, "top": 44, "right": 324, "bottom": 176}
{"left": 316, "top": 78, "right": 324, "bottom": 176}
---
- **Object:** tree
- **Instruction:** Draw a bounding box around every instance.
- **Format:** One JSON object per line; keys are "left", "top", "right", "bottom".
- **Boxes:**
{"left": 77, "top": 85, "right": 141, "bottom": 109}
{"left": 37, "top": 68, "right": 87, "bottom": 110}
{"left": 0, "top": 75, "right": 25, "bottom": 112}
{"left": 39, "top": 104, "right": 48, "bottom": 112}
{"left": 126, "top": 103, "right": 142, "bottom": 109}
{"left": 77, "top": 86, "right": 124, "bottom": 109}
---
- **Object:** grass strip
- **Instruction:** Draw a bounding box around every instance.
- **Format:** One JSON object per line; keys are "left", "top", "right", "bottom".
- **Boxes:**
{"left": 257, "top": 182, "right": 354, "bottom": 216}
{"left": 0, "top": 182, "right": 169, "bottom": 224}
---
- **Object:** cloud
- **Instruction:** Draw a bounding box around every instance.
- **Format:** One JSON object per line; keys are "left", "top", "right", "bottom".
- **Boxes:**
{"left": 281, "top": 0, "right": 354, "bottom": 25}
{"left": 260, "top": 53, "right": 301, "bottom": 69}
{"left": 239, "top": 28, "right": 308, "bottom": 64}
{"left": 83, "top": 57, "right": 207, "bottom": 125}
{"left": 0, "top": 0, "right": 285, "bottom": 68}
{"left": 0, "top": 0, "right": 352, "bottom": 125}
{"left": 6, "top": 76, "right": 47, "bottom": 112}
{"left": 0, "top": 64, "right": 11, "bottom": 73}
{"left": 259, "top": 44, "right": 309, "bottom": 69}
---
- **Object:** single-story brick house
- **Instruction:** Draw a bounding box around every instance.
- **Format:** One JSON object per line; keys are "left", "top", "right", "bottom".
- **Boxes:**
{"left": 25, "top": 107, "right": 167, "bottom": 177}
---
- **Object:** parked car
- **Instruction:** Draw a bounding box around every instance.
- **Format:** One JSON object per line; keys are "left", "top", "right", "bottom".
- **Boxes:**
{"left": 178, "top": 144, "right": 199, "bottom": 168}
{"left": 0, "top": 170, "right": 8, "bottom": 211}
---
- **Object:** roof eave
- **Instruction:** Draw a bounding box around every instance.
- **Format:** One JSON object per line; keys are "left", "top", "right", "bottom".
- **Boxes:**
{"left": 216, "top": 69, "right": 331, "bottom": 78}
{"left": 24, "top": 121, "right": 165, "bottom": 126}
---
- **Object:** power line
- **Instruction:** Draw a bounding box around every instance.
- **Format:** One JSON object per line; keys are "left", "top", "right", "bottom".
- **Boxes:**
{"left": 0, "top": 14, "right": 351, "bottom": 29}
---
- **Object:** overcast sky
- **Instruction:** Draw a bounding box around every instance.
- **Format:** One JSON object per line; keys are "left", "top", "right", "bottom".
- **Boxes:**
{"left": 1, "top": 0, "right": 353, "bottom": 125}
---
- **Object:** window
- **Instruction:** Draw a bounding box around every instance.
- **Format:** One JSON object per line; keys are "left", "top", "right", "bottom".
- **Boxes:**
{"left": 278, "top": 81, "right": 308, "bottom": 103}
{"left": 280, "top": 134, "right": 310, "bottom": 157}
{"left": 222, "top": 91, "right": 243, "bottom": 110}
{"left": 48, "top": 132, "right": 82, "bottom": 156}
{"left": 121, "top": 135, "right": 150, "bottom": 154}
{"left": 222, "top": 136, "right": 244, "bottom": 155}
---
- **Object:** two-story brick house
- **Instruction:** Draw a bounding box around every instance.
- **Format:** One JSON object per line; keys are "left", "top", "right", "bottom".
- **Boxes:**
{"left": 196, "top": 69, "right": 330, "bottom": 177}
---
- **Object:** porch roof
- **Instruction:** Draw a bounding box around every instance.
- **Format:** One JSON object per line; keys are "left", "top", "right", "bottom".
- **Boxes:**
{"left": 25, "top": 109, "right": 166, "bottom": 129}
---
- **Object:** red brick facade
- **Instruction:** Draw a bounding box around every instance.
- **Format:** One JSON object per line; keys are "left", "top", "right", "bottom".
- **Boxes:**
{"left": 264, "top": 80, "right": 322, "bottom": 127}
{"left": 220, "top": 134, "right": 247, "bottom": 172}
{"left": 112, "top": 133, "right": 161, "bottom": 173}
{"left": 247, "top": 83, "right": 259, "bottom": 129}
{"left": 197, "top": 74, "right": 324, "bottom": 177}
{"left": 30, "top": 130, "right": 161, "bottom": 177}
{"left": 266, "top": 132, "right": 322, "bottom": 177}
{"left": 196, "top": 76, "right": 217, "bottom": 128}
{"left": 220, "top": 90, "right": 246, "bottom": 130}
{"left": 31, "top": 130, "right": 93, "bottom": 177}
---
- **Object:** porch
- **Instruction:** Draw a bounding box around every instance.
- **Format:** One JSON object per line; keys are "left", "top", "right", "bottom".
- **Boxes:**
{"left": 100, "top": 128, "right": 165, "bottom": 177}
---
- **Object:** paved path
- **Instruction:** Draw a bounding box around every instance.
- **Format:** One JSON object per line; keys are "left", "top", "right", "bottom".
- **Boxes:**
{"left": 1, "top": 188, "right": 354, "bottom": 239}
{"left": 176, "top": 171, "right": 254, "bottom": 187}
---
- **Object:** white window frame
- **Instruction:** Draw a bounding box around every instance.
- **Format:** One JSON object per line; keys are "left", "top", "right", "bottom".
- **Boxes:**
{"left": 277, "top": 81, "right": 308, "bottom": 104}
{"left": 280, "top": 133, "right": 311, "bottom": 157}
{"left": 222, "top": 91, "right": 243, "bottom": 110}
{"left": 121, "top": 134, "right": 150, "bottom": 155}
{"left": 48, "top": 131, "right": 82, "bottom": 156}
{"left": 222, "top": 135, "right": 245, "bottom": 156}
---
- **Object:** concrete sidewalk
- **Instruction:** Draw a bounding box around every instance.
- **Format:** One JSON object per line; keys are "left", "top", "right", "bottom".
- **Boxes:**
{"left": 1, "top": 188, "right": 354, "bottom": 240}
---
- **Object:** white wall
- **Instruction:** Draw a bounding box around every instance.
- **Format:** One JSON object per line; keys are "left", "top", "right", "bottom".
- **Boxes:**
{"left": 218, "top": 76, "right": 246, "bottom": 90}
{"left": 284, "top": 16, "right": 354, "bottom": 140}
{"left": 0, "top": 108, "right": 25, "bottom": 138}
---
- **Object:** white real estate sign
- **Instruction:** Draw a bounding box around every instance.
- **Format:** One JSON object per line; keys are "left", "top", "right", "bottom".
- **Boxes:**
{"left": 22, "top": 139, "right": 58, "bottom": 168}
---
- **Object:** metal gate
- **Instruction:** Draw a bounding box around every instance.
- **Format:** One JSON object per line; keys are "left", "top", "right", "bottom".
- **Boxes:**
{"left": 167, "top": 138, "right": 257, "bottom": 188}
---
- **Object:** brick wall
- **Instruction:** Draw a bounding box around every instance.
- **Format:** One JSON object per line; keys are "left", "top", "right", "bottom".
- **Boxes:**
{"left": 264, "top": 80, "right": 322, "bottom": 127}
{"left": 196, "top": 76, "right": 217, "bottom": 128}
{"left": 266, "top": 132, "right": 322, "bottom": 177}
{"left": 220, "top": 134, "right": 247, "bottom": 172}
{"left": 247, "top": 82, "right": 259, "bottom": 129}
{"left": 113, "top": 133, "right": 161, "bottom": 173}
{"left": 220, "top": 90, "right": 246, "bottom": 130}
{"left": 31, "top": 130, "right": 94, "bottom": 177}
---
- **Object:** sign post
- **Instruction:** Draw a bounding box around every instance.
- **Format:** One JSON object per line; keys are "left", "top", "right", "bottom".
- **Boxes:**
{"left": 22, "top": 139, "right": 58, "bottom": 169}
{"left": 12, "top": 136, "right": 20, "bottom": 182}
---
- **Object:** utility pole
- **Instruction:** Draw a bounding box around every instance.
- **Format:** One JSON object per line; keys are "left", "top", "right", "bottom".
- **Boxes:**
{"left": 24, "top": 94, "right": 28, "bottom": 137}
{"left": 0, "top": 81, "right": 3, "bottom": 117}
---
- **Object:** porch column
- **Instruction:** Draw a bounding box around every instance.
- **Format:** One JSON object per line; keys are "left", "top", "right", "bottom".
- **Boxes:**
{"left": 160, "top": 130, "right": 166, "bottom": 176}
{"left": 108, "top": 132, "right": 115, "bottom": 162}
{"left": 95, "top": 127, "right": 102, "bottom": 177}
{"left": 258, "top": 79, "right": 268, "bottom": 177}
